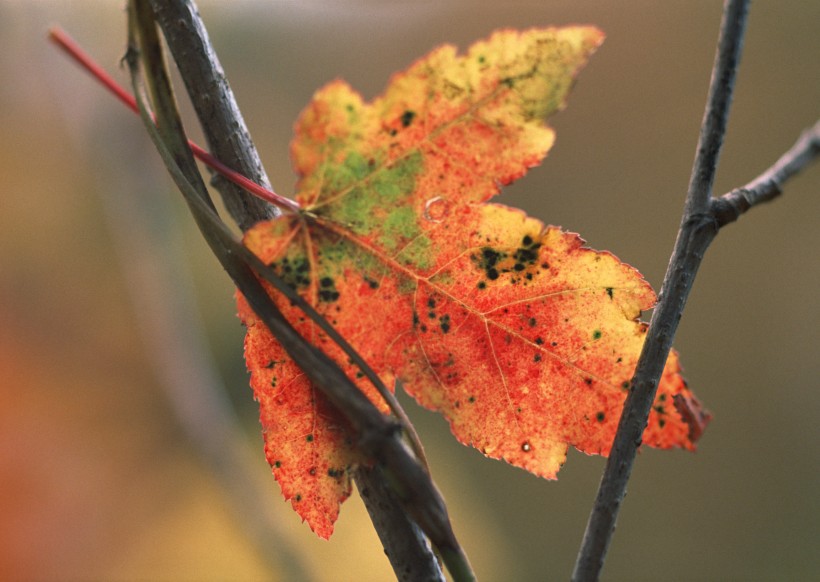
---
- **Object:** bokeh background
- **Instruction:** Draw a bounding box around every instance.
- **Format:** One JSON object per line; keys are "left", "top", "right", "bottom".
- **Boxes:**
{"left": 1, "top": 1, "right": 818, "bottom": 580}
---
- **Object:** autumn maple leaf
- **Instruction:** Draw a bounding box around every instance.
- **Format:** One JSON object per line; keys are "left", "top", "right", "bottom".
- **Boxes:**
{"left": 236, "top": 27, "right": 709, "bottom": 538}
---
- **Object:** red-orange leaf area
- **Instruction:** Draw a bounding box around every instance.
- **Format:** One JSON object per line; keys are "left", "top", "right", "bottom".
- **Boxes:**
{"left": 237, "top": 27, "right": 710, "bottom": 538}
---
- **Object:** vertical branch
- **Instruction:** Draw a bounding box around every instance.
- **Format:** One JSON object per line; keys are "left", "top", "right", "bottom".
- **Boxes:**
{"left": 684, "top": 0, "right": 750, "bottom": 216}
{"left": 572, "top": 1, "right": 750, "bottom": 580}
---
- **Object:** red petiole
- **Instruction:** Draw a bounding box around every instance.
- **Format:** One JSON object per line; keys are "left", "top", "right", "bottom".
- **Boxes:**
{"left": 48, "top": 26, "right": 301, "bottom": 215}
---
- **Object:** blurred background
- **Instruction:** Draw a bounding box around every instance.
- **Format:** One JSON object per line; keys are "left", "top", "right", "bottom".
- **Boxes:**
{"left": 1, "top": 1, "right": 818, "bottom": 580}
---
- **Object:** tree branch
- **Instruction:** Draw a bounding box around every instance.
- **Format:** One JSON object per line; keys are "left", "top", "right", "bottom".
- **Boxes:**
{"left": 683, "top": 0, "right": 750, "bottom": 217}
{"left": 129, "top": 2, "right": 467, "bottom": 579}
{"left": 355, "top": 466, "right": 444, "bottom": 582}
{"left": 713, "top": 119, "right": 820, "bottom": 227}
{"left": 148, "top": 0, "right": 275, "bottom": 231}
{"left": 572, "top": 1, "right": 750, "bottom": 579}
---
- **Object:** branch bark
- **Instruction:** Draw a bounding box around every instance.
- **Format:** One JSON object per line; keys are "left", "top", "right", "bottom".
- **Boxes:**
{"left": 572, "top": 1, "right": 818, "bottom": 579}
{"left": 572, "top": 2, "right": 750, "bottom": 579}
{"left": 148, "top": 0, "right": 274, "bottom": 231}
{"left": 713, "top": 119, "right": 820, "bottom": 227}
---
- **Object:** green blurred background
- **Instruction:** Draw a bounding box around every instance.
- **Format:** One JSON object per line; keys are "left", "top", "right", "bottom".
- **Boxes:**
{"left": 1, "top": 1, "right": 817, "bottom": 580}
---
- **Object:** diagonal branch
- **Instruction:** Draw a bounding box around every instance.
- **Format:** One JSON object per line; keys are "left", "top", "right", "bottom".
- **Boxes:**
{"left": 126, "top": 2, "right": 469, "bottom": 580}
{"left": 713, "top": 119, "right": 820, "bottom": 227}
{"left": 148, "top": 0, "right": 275, "bottom": 231}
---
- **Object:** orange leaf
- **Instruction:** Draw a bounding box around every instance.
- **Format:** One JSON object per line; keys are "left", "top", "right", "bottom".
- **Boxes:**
{"left": 237, "top": 27, "right": 709, "bottom": 537}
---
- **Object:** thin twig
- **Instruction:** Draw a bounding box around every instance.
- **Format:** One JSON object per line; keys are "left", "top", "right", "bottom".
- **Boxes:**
{"left": 49, "top": 26, "right": 299, "bottom": 214}
{"left": 713, "top": 119, "right": 820, "bottom": 226}
{"left": 48, "top": 26, "right": 426, "bottom": 464}
{"left": 572, "top": 1, "right": 751, "bottom": 580}
{"left": 51, "top": 18, "right": 441, "bottom": 578}
{"left": 125, "top": 3, "right": 469, "bottom": 579}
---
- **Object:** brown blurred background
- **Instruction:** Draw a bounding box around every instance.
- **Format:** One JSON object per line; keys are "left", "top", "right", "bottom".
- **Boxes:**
{"left": 1, "top": 1, "right": 818, "bottom": 580}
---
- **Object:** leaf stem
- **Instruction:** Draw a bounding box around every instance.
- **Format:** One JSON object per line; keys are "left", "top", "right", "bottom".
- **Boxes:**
{"left": 47, "top": 26, "right": 301, "bottom": 216}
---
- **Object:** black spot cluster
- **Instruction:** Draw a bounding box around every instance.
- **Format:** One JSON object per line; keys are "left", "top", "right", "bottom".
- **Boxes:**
{"left": 513, "top": 235, "right": 541, "bottom": 268}
{"left": 318, "top": 276, "right": 340, "bottom": 302}
{"left": 473, "top": 235, "right": 545, "bottom": 289}
{"left": 477, "top": 247, "right": 505, "bottom": 281}
{"left": 273, "top": 255, "right": 310, "bottom": 290}
{"left": 422, "top": 296, "right": 452, "bottom": 334}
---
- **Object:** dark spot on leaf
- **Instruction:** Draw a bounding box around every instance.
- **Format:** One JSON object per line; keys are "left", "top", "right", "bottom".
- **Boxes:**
{"left": 477, "top": 281, "right": 487, "bottom": 290}
{"left": 389, "top": 128, "right": 397, "bottom": 136}
{"left": 606, "top": 287, "right": 614, "bottom": 299}
{"left": 365, "top": 277, "right": 379, "bottom": 289}
{"left": 319, "top": 289, "right": 340, "bottom": 302}
{"left": 264, "top": 360, "right": 275, "bottom": 369}
{"left": 592, "top": 329, "right": 602, "bottom": 340}
{"left": 273, "top": 256, "right": 311, "bottom": 290}
{"left": 295, "top": 494, "right": 302, "bottom": 502}
{"left": 440, "top": 314, "right": 451, "bottom": 334}
{"left": 528, "top": 317, "right": 537, "bottom": 327}
{"left": 521, "top": 441, "right": 532, "bottom": 452}
{"left": 318, "top": 276, "right": 340, "bottom": 302}
{"left": 659, "top": 394, "right": 667, "bottom": 401}
{"left": 428, "top": 311, "right": 436, "bottom": 319}
{"left": 412, "top": 311, "right": 419, "bottom": 327}
{"left": 309, "top": 467, "right": 317, "bottom": 476}
{"left": 306, "top": 434, "right": 314, "bottom": 442}
{"left": 468, "top": 396, "right": 476, "bottom": 403}
{"left": 427, "top": 297, "right": 436, "bottom": 308}
{"left": 513, "top": 237, "right": 541, "bottom": 265}
{"left": 474, "top": 247, "right": 506, "bottom": 281}
{"left": 400, "top": 110, "right": 416, "bottom": 127}
{"left": 585, "top": 378, "right": 593, "bottom": 386}
{"left": 535, "top": 337, "right": 544, "bottom": 345}
{"left": 654, "top": 405, "right": 665, "bottom": 414}
{"left": 551, "top": 341, "right": 558, "bottom": 347}
{"left": 534, "top": 354, "right": 542, "bottom": 362}
{"left": 659, "top": 419, "right": 666, "bottom": 428}
{"left": 273, "top": 460, "right": 281, "bottom": 468}
{"left": 621, "top": 381, "right": 630, "bottom": 390}
{"left": 596, "top": 412, "right": 606, "bottom": 422}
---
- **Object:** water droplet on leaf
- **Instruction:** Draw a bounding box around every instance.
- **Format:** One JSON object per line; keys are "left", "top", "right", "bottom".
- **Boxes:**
{"left": 423, "top": 196, "right": 449, "bottom": 223}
